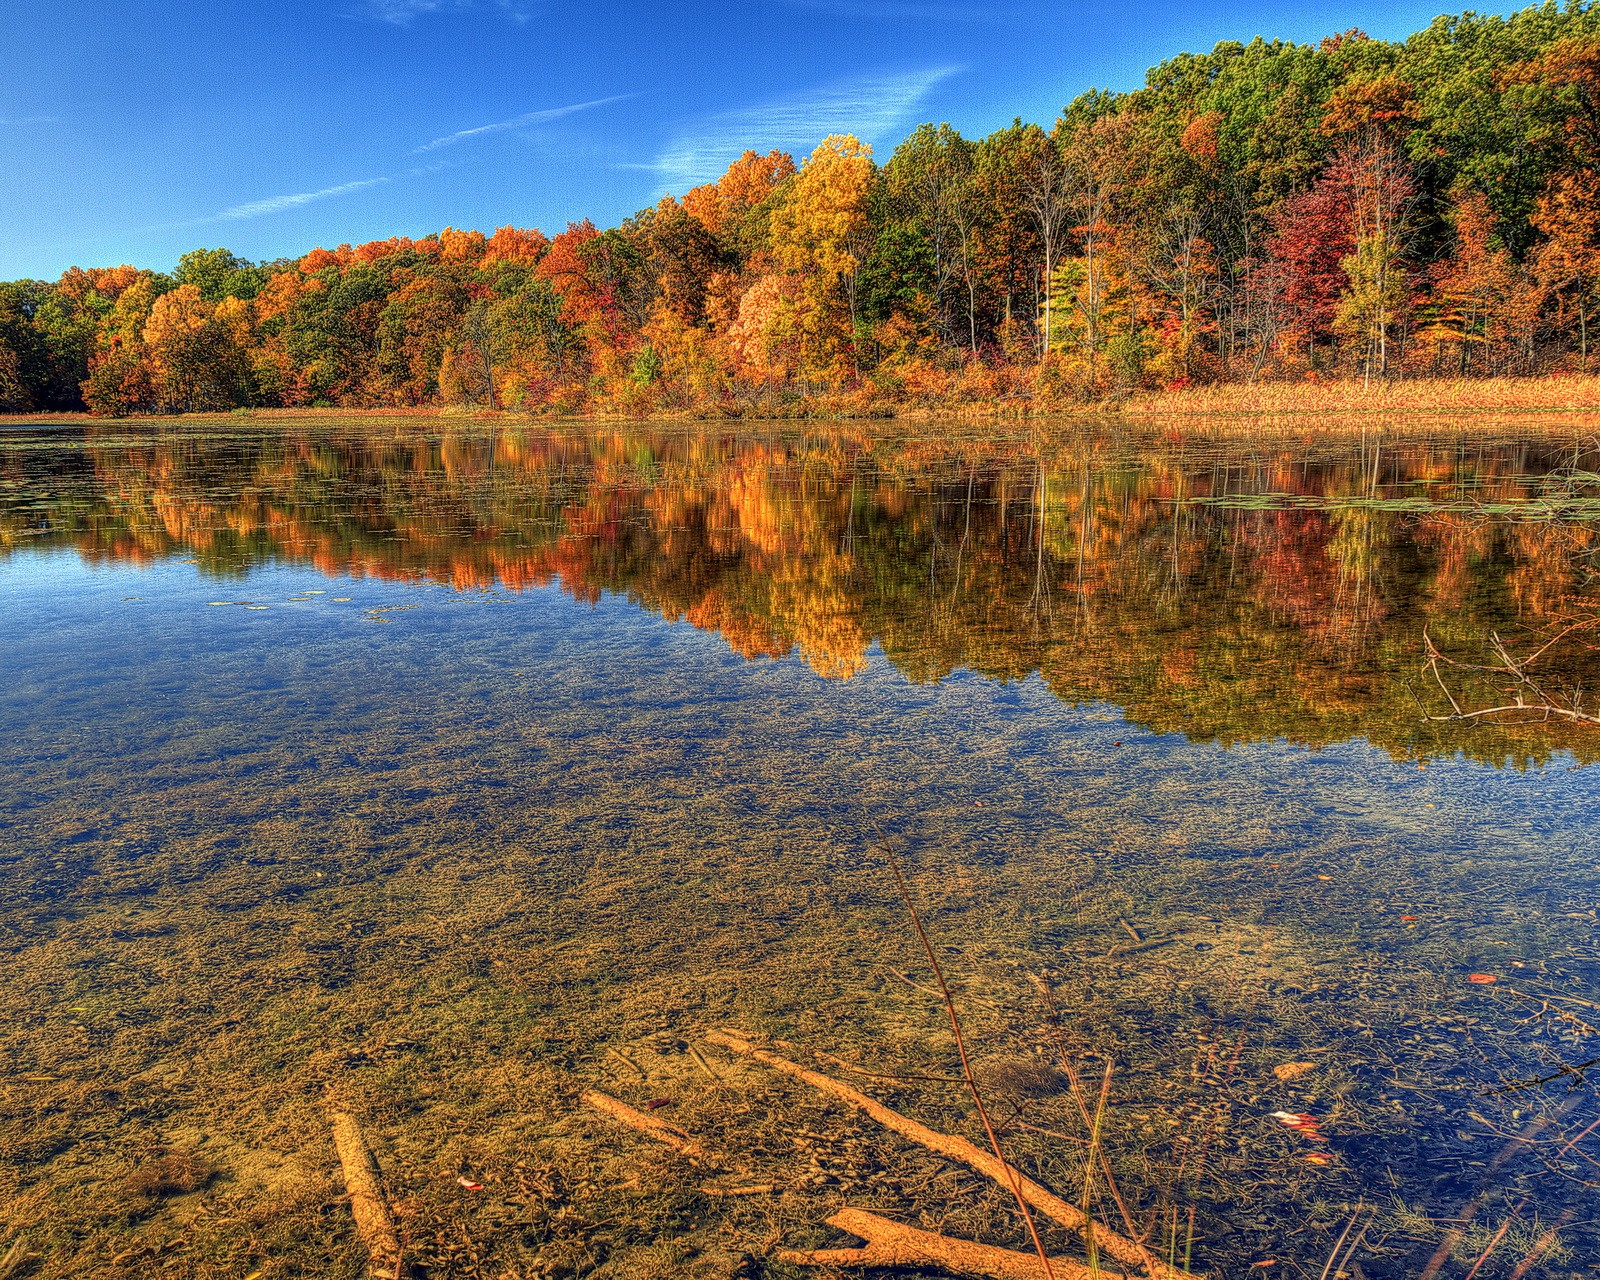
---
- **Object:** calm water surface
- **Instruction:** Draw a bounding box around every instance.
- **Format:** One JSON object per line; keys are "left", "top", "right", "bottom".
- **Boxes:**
{"left": 3, "top": 416, "right": 1600, "bottom": 1279}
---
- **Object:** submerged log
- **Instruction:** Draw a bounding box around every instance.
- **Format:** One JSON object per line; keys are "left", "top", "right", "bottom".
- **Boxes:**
{"left": 778, "top": 1208, "right": 1123, "bottom": 1280}
{"left": 329, "top": 1111, "right": 402, "bottom": 1279}
{"left": 582, "top": 1089, "right": 714, "bottom": 1162}
{"left": 705, "top": 1031, "right": 1193, "bottom": 1280}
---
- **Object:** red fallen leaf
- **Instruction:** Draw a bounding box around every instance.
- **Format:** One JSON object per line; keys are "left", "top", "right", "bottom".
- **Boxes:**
{"left": 973, "top": 800, "right": 984, "bottom": 807}
{"left": 1272, "top": 1111, "right": 1327, "bottom": 1141}
{"left": 1400, "top": 915, "right": 1418, "bottom": 921}
{"left": 1251, "top": 1262, "right": 1279, "bottom": 1269}
{"left": 1304, "top": 1152, "right": 1334, "bottom": 1165}
{"left": 1467, "top": 973, "right": 1498, "bottom": 984}
{"left": 644, "top": 1098, "right": 673, "bottom": 1110}
{"left": 457, "top": 1177, "right": 484, "bottom": 1190}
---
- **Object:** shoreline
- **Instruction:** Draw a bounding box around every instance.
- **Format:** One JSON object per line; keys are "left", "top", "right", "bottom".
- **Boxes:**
{"left": 7, "top": 373, "right": 1600, "bottom": 429}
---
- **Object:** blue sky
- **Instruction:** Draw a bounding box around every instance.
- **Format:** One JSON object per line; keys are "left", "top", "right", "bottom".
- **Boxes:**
{"left": 1, "top": 0, "right": 1470, "bottom": 280}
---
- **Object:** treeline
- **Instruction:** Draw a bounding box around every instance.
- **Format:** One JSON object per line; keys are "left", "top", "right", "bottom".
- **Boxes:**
{"left": 4, "top": 3, "right": 1600, "bottom": 417}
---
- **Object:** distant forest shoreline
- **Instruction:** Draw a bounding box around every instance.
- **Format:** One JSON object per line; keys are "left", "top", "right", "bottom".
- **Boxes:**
{"left": 5, "top": 2, "right": 1600, "bottom": 419}
{"left": 11, "top": 370, "right": 1600, "bottom": 425}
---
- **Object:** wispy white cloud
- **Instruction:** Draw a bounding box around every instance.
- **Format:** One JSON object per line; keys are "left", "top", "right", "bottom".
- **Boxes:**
{"left": 213, "top": 176, "right": 393, "bottom": 221}
{"left": 363, "top": 0, "right": 531, "bottom": 25}
{"left": 652, "top": 67, "right": 960, "bottom": 191}
{"left": 149, "top": 161, "right": 459, "bottom": 233}
{"left": 416, "top": 94, "right": 632, "bottom": 152}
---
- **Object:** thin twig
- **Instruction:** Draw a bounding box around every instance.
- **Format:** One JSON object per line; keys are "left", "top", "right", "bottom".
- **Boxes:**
{"left": 1420, "top": 625, "right": 1600, "bottom": 725}
{"left": 812, "top": 1047, "right": 968, "bottom": 1085}
{"left": 880, "top": 836, "right": 1059, "bottom": 1280}
{"left": 1031, "top": 972, "right": 1164, "bottom": 1278}
{"left": 1462, "top": 1201, "right": 1525, "bottom": 1280}
{"left": 1080, "top": 1061, "right": 1115, "bottom": 1271}
{"left": 1316, "top": 1207, "right": 1363, "bottom": 1280}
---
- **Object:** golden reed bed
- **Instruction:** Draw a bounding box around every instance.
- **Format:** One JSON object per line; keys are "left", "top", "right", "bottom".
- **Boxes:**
{"left": 9, "top": 373, "right": 1600, "bottom": 434}
{"left": 1118, "top": 373, "right": 1600, "bottom": 417}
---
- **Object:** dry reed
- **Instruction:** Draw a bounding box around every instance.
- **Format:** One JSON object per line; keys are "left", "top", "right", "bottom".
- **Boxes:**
{"left": 1119, "top": 373, "right": 1600, "bottom": 417}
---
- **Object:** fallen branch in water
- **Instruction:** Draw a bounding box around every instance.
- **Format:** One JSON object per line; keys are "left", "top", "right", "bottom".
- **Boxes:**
{"left": 880, "top": 841, "right": 1059, "bottom": 1280}
{"left": 777, "top": 1207, "right": 1124, "bottom": 1280}
{"left": 0, "top": 1237, "right": 33, "bottom": 1280}
{"left": 1029, "top": 972, "right": 1169, "bottom": 1279}
{"left": 703, "top": 1030, "right": 1193, "bottom": 1280}
{"left": 885, "top": 964, "right": 1003, "bottom": 1011}
{"left": 330, "top": 1111, "right": 403, "bottom": 1279}
{"left": 1104, "top": 936, "right": 1178, "bottom": 958}
{"left": 1419, "top": 625, "right": 1600, "bottom": 727}
{"left": 687, "top": 1044, "right": 721, "bottom": 1080}
{"left": 811, "top": 1046, "right": 968, "bottom": 1085}
{"left": 605, "top": 1047, "right": 645, "bottom": 1078}
{"left": 582, "top": 1089, "right": 714, "bottom": 1163}
{"left": 1482, "top": 1056, "right": 1600, "bottom": 1097}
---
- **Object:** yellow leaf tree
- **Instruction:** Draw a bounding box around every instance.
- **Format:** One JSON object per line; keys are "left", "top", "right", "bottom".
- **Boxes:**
{"left": 768, "top": 135, "right": 875, "bottom": 386}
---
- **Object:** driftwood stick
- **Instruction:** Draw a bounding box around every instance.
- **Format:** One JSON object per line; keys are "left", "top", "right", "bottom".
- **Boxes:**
{"left": 0, "top": 1237, "right": 31, "bottom": 1280}
{"left": 582, "top": 1089, "right": 713, "bottom": 1162}
{"left": 886, "top": 965, "right": 1002, "bottom": 1011}
{"left": 1104, "top": 936, "right": 1177, "bottom": 958}
{"left": 778, "top": 1208, "right": 1122, "bottom": 1280}
{"left": 687, "top": 1044, "right": 721, "bottom": 1080}
{"left": 606, "top": 1047, "right": 646, "bottom": 1078}
{"left": 330, "top": 1112, "right": 402, "bottom": 1279}
{"left": 705, "top": 1031, "right": 1192, "bottom": 1280}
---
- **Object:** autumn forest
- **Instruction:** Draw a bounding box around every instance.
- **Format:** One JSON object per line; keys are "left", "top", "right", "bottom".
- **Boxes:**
{"left": 5, "top": 3, "right": 1600, "bottom": 417}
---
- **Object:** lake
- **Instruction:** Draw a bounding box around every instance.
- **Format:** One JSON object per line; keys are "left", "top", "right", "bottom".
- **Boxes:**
{"left": 2, "top": 415, "right": 1599, "bottom": 1280}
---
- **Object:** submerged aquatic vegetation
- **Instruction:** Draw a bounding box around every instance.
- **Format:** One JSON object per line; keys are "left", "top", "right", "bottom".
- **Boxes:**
{"left": 0, "top": 418, "right": 1597, "bottom": 1277}
{"left": 120, "top": 1150, "right": 215, "bottom": 1200}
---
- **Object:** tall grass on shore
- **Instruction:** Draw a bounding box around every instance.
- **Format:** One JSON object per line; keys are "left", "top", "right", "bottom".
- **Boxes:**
{"left": 1119, "top": 374, "right": 1600, "bottom": 417}
{"left": 10, "top": 372, "right": 1600, "bottom": 426}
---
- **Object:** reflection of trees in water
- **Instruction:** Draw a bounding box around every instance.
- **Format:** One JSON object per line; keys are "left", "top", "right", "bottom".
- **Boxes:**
{"left": 3, "top": 422, "right": 1598, "bottom": 763}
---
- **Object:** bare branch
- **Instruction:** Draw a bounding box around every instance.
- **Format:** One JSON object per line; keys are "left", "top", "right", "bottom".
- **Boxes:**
{"left": 1418, "top": 622, "right": 1600, "bottom": 727}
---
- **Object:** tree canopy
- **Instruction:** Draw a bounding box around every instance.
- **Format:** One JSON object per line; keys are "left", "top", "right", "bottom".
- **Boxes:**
{"left": 5, "top": 4, "right": 1600, "bottom": 416}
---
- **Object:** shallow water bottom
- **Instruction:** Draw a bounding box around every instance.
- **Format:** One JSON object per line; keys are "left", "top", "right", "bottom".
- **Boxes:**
{"left": 2, "top": 549, "right": 1598, "bottom": 1278}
